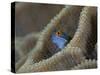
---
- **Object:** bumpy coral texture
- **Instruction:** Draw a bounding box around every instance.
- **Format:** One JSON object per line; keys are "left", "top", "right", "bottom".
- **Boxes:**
{"left": 15, "top": 4, "right": 97, "bottom": 73}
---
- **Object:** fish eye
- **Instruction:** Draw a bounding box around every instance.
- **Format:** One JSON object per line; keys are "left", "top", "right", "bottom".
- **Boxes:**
{"left": 56, "top": 31, "right": 61, "bottom": 36}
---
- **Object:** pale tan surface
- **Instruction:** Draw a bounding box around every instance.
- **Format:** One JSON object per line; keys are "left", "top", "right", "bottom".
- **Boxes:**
{"left": 14, "top": 2, "right": 97, "bottom": 73}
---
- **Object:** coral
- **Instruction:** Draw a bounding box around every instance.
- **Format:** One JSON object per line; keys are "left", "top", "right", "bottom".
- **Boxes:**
{"left": 15, "top": 5, "right": 97, "bottom": 73}
{"left": 71, "top": 59, "right": 97, "bottom": 69}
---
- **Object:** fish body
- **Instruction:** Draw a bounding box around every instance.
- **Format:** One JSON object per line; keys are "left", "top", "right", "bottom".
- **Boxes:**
{"left": 51, "top": 31, "right": 69, "bottom": 49}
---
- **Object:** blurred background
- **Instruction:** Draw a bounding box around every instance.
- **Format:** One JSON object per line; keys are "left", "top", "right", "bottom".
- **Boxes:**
{"left": 15, "top": 2, "right": 64, "bottom": 37}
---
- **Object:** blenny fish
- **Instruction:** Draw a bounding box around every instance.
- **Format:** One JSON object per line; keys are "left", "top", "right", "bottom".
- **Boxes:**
{"left": 50, "top": 24, "right": 71, "bottom": 54}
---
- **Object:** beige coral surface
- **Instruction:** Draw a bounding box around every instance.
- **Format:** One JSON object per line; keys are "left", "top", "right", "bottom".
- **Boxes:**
{"left": 15, "top": 3, "right": 97, "bottom": 73}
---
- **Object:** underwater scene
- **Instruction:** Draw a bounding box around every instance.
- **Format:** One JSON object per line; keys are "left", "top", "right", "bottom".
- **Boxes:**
{"left": 12, "top": 2, "right": 97, "bottom": 73}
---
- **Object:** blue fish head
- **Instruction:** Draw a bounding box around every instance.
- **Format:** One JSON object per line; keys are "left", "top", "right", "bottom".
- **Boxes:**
{"left": 51, "top": 33, "right": 68, "bottom": 49}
